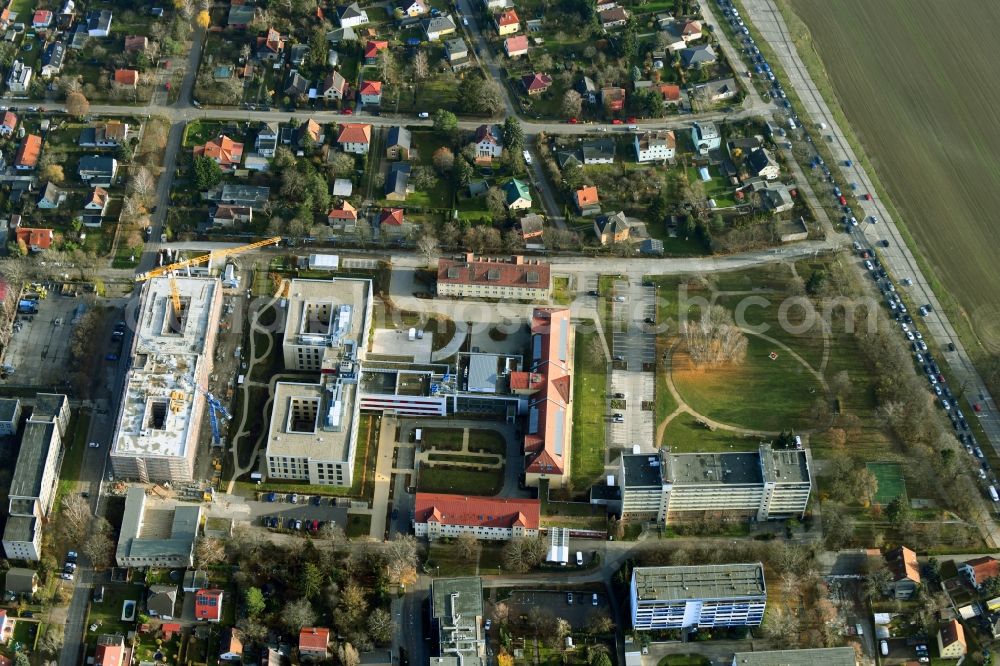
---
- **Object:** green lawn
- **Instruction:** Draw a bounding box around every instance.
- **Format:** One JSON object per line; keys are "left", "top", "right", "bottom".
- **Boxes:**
{"left": 570, "top": 330, "right": 607, "bottom": 490}
{"left": 662, "top": 413, "right": 763, "bottom": 453}
{"left": 418, "top": 466, "right": 503, "bottom": 495}
{"left": 467, "top": 429, "right": 507, "bottom": 454}
{"left": 867, "top": 462, "right": 907, "bottom": 506}
{"left": 685, "top": 166, "right": 737, "bottom": 208}
{"left": 56, "top": 410, "right": 91, "bottom": 502}
{"left": 427, "top": 453, "right": 500, "bottom": 464}
{"left": 182, "top": 120, "right": 227, "bottom": 148}
{"left": 552, "top": 276, "right": 572, "bottom": 305}
{"left": 428, "top": 541, "right": 479, "bottom": 576}
{"left": 345, "top": 513, "right": 372, "bottom": 539}
{"left": 422, "top": 428, "right": 465, "bottom": 451}
{"left": 86, "top": 584, "right": 145, "bottom": 646}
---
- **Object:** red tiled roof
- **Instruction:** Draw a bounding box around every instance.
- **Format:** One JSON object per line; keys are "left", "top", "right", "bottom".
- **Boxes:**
{"left": 299, "top": 627, "right": 330, "bottom": 652}
{"left": 681, "top": 19, "right": 701, "bottom": 35}
{"left": 940, "top": 619, "right": 966, "bottom": 650}
{"left": 86, "top": 187, "right": 109, "bottom": 208}
{"left": 575, "top": 186, "right": 599, "bottom": 207}
{"left": 337, "top": 123, "right": 372, "bottom": 145}
{"left": 964, "top": 557, "right": 1000, "bottom": 585}
{"left": 474, "top": 124, "right": 499, "bottom": 145}
{"left": 380, "top": 208, "right": 404, "bottom": 226}
{"left": 195, "top": 589, "right": 223, "bottom": 621}
{"left": 522, "top": 72, "right": 552, "bottom": 93}
{"left": 261, "top": 27, "right": 283, "bottom": 52}
{"left": 523, "top": 307, "right": 572, "bottom": 475}
{"left": 94, "top": 636, "right": 124, "bottom": 666}
{"left": 161, "top": 623, "right": 182, "bottom": 640}
{"left": 658, "top": 84, "right": 681, "bottom": 102}
{"left": 437, "top": 253, "right": 550, "bottom": 289}
{"left": 599, "top": 5, "right": 628, "bottom": 23}
{"left": 113, "top": 69, "right": 138, "bottom": 86}
{"left": 15, "top": 134, "right": 42, "bottom": 168}
{"left": 194, "top": 135, "right": 244, "bottom": 166}
{"left": 886, "top": 546, "right": 920, "bottom": 584}
{"left": 496, "top": 8, "right": 519, "bottom": 26}
{"left": 415, "top": 493, "right": 540, "bottom": 529}
{"left": 504, "top": 35, "right": 528, "bottom": 53}
{"left": 364, "top": 40, "right": 388, "bottom": 58}
{"left": 359, "top": 80, "right": 382, "bottom": 95}
{"left": 302, "top": 118, "right": 322, "bottom": 142}
{"left": 327, "top": 201, "right": 358, "bottom": 220}
{"left": 124, "top": 35, "right": 148, "bottom": 52}
{"left": 2, "top": 111, "right": 17, "bottom": 130}
{"left": 32, "top": 10, "right": 52, "bottom": 25}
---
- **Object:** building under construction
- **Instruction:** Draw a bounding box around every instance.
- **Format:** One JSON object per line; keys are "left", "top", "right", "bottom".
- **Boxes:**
{"left": 110, "top": 277, "right": 223, "bottom": 482}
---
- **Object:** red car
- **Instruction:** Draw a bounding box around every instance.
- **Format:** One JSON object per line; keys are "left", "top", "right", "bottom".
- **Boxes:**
{"left": 341, "top": 108, "right": 353, "bottom": 115}
{"left": 612, "top": 119, "right": 623, "bottom": 125}
{"left": 864, "top": 193, "right": 872, "bottom": 200}
{"left": 974, "top": 403, "right": 983, "bottom": 413}
{"left": 838, "top": 195, "right": 847, "bottom": 206}
{"left": 567, "top": 117, "right": 578, "bottom": 124}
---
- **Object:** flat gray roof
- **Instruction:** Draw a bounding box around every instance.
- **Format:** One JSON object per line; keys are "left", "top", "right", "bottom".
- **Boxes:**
{"left": 431, "top": 577, "right": 483, "bottom": 619}
{"left": 622, "top": 453, "right": 664, "bottom": 488}
{"left": 760, "top": 446, "right": 810, "bottom": 484}
{"left": 117, "top": 487, "right": 202, "bottom": 563}
{"left": 632, "top": 563, "right": 766, "bottom": 602}
{"left": 5, "top": 567, "right": 36, "bottom": 593}
{"left": 9, "top": 421, "right": 56, "bottom": 499}
{"left": 0, "top": 398, "right": 19, "bottom": 423}
{"left": 664, "top": 452, "right": 762, "bottom": 486}
{"left": 32, "top": 393, "right": 66, "bottom": 422}
{"left": 267, "top": 381, "right": 357, "bottom": 463}
{"left": 731, "top": 647, "right": 856, "bottom": 666}
{"left": 2, "top": 515, "right": 35, "bottom": 542}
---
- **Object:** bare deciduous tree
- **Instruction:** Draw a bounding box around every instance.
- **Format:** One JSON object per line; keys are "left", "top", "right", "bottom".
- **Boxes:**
{"left": 681, "top": 305, "right": 748, "bottom": 366}
{"left": 127, "top": 166, "right": 156, "bottom": 203}
{"left": 282, "top": 598, "right": 317, "bottom": 632}
{"left": 456, "top": 533, "right": 482, "bottom": 561}
{"left": 367, "top": 608, "right": 393, "bottom": 645}
{"left": 338, "top": 642, "right": 360, "bottom": 666}
{"left": 384, "top": 534, "right": 418, "bottom": 586}
{"left": 194, "top": 536, "right": 226, "bottom": 568}
{"left": 59, "top": 494, "right": 92, "bottom": 545}
{"left": 412, "top": 51, "right": 429, "bottom": 80}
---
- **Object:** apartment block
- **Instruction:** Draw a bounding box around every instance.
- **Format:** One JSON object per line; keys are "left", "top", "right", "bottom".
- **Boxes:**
{"left": 437, "top": 254, "right": 551, "bottom": 301}
{"left": 630, "top": 563, "right": 766, "bottom": 630}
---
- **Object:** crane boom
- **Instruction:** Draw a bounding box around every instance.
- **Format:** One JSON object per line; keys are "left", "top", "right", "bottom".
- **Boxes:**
{"left": 135, "top": 236, "right": 282, "bottom": 282}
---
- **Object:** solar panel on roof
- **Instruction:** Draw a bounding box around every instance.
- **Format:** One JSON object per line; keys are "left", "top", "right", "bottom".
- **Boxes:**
{"left": 558, "top": 318, "right": 568, "bottom": 362}
{"left": 528, "top": 406, "right": 539, "bottom": 434}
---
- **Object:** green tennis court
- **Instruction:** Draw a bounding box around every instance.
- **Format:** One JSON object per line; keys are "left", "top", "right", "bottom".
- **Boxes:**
{"left": 867, "top": 462, "right": 906, "bottom": 505}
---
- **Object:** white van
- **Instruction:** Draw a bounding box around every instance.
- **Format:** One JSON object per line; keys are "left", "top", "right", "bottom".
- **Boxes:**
{"left": 989, "top": 486, "right": 998, "bottom": 502}
{"left": 880, "top": 640, "right": 888, "bottom": 656}
{"left": 575, "top": 551, "right": 583, "bottom": 566}
{"left": 415, "top": 428, "right": 423, "bottom": 442}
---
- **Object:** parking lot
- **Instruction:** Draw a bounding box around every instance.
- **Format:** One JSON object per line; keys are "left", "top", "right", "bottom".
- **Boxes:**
{"left": 205, "top": 492, "right": 349, "bottom": 531}
{"left": 609, "top": 279, "right": 657, "bottom": 453}
{"left": 1, "top": 294, "right": 89, "bottom": 387}
{"left": 502, "top": 589, "right": 607, "bottom": 629}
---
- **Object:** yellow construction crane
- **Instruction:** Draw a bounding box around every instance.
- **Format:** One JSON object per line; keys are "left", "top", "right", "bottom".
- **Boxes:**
{"left": 135, "top": 237, "right": 282, "bottom": 314}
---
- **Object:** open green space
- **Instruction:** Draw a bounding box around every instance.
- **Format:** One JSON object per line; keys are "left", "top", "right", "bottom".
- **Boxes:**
{"left": 427, "top": 453, "right": 500, "bottom": 465}
{"left": 867, "top": 462, "right": 906, "bottom": 506}
{"left": 86, "top": 584, "right": 145, "bottom": 646}
{"left": 422, "top": 428, "right": 464, "bottom": 451}
{"left": 345, "top": 513, "right": 372, "bottom": 539}
{"left": 781, "top": 0, "right": 1000, "bottom": 371}
{"left": 418, "top": 466, "right": 503, "bottom": 495}
{"left": 467, "top": 430, "right": 506, "bottom": 455}
{"left": 662, "top": 413, "right": 762, "bottom": 453}
{"left": 570, "top": 329, "right": 607, "bottom": 490}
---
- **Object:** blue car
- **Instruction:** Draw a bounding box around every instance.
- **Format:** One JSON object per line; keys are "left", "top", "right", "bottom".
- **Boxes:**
{"left": 106, "top": 353, "right": 119, "bottom": 361}
{"left": 265, "top": 492, "right": 276, "bottom": 502}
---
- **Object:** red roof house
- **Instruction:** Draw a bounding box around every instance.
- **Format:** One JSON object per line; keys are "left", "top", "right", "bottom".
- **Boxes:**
{"left": 94, "top": 634, "right": 125, "bottom": 666}
{"left": 299, "top": 627, "right": 331, "bottom": 658}
{"left": 32, "top": 10, "right": 53, "bottom": 28}
{"left": 961, "top": 556, "right": 1000, "bottom": 589}
{"left": 124, "top": 35, "right": 149, "bottom": 53}
{"left": 494, "top": 8, "right": 520, "bottom": 33}
{"left": 601, "top": 86, "right": 626, "bottom": 111}
{"left": 504, "top": 35, "right": 529, "bottom": 57}
{"left": 414, "top": 493, "right": 540, "bottom": 540}
{"left": 574, "top": 186, "right": 599, "bottom": 211}
{"left": 193, "top": 135, "right": 244, "bottom": 169}
{"left": 194, "top": 589, "right": 224, "bottom": 622}
{"left": 522, "top": 308, "right": 573, "bottom": 485}
{"left": 113, "top": 69, "right": 139, "bottom": 88}
{"left": 15, "top": 228, "right": 53, "bottom": 251}
{"left": 0, "top": 111, "right": 17, "bottom": 136}
{"left": 14, "top": 134, "right": 41, "bottom": 169}
{"left": 364, "top": 39, "right": 388, "bottom": 63}
{"left": 522, "top": 72, "right": 553, "bottom": 95}
{"left": 658, "top": 84, "right": 681, "bottom": 103}
{"left": 379, "top": 208, "right": 404, "bottom": 226}
{"left": 161, "top": 623, "right": 182, "bottom": 640}
{"left": 327, "top": 201, "right": 358, "bottom": 223}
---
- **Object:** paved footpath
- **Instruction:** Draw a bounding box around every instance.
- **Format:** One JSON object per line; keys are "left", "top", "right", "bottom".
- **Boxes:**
{"left": 742, "top": 0, "right": 1000, "bottom": 547}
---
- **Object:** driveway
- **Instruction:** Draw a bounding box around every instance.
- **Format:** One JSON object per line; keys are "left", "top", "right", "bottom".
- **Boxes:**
{"left": 608, "top": 280, "right": 657, "bottom": 455}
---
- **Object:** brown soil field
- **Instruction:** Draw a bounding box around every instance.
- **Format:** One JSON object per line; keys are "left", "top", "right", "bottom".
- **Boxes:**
{"left": 786, "top": 0, "right": 1000, "bottom": 352}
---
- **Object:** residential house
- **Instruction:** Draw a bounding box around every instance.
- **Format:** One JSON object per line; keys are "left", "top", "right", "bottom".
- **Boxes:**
{"left": 577, "top": 75, "right": 597, "bottom": 100}
{"left": 746, "top": 147, "right": 779, "bottom": 180}
{"left": 112, "top": 69, "right": 138, "bottom": 89}
{"left": 327, "top": 201, "right": 358, "bottom": 230}
{"left": 359, "top": 80, "right": 382, "bottom": 105}
{"left": 32, "top": 10, "right": 53, "bottom": 29}
{"left": 582, "top": 139, "right": 615, "bottom": 164}
{"left": 194, "top": 135, "right": 244, "bottom": 170}
{"left": 519, "top": 213, "right": 544, "bottom": 242}
{"left": 297, "top": 119, "right": 323, "bottom": 147}
{"left": 695, "top": 77, "right": 738, "bottom": 102}
{"left": 40, "top": 42, "right": 65, "bottom": 77}
{"left": 337, "top": 123, "right": 372, "bottom": 155}
{"left": 94, "top": 634, "right": 125, "bottom": 666}
{"left": 398, "top": 0, "right": 428, "bottom": 17}
{"left": 385, "top": 162, "right": 411, "bottom": 201}
{"left": 386, "top": 126, "right": 411, "bottom": 160}
{"left": 474, "top": 124, "right": 503, "bottom": 161}
{"left": 444, "top": 38, "right": 468, "bottom": 63}
{"left": 7, "top": 60, "right": 31, "bottom": 94}
{"left": 38, "top": 182, "right": 66, "bottom": 209}
{"left": 299, "top": 628, "right": 330, "bottom": 660}
{"left": 363, "top": 40, "right": 388, "bottom": 65}
{"left": 255, "top": 122, "right": 279, "bottom": 157}
{"left": 321, "top": 70, "right": 348, "bottom": 100}
{"left": 885, "top": 546, "right": 921, "bottom": 600}
{"left": 640, "top": 238, "right": 664, "bottom": 255}
{"left": 657, "top": 83, "right": 682, "bottom": 105}
{"left": 599, "top": 5, "right": 628, "bottom": 29}
{"left": 691, "top": 121, "right": 720, "bottom": 155}
{"left": 211, "top": 205, "right": 253, "bottom": 227}
{"left": 378, "top": 208, "right": 406, "bottom": 236}
{"left": 147, "top": 585, "right": 178, "bottom": 619}
{"left": 423, "top": 14, "right": 456, "bottom": 41}
{"left": 504, "top": 34, "right": 528, "bottom": 57}
{"left": 289, "top": 43, "right": 309, "bottom": 67}
{"left": 494, "top": 8, "right": 519, "bottom": 35}
{"left": 79, "top": 121, "right": 130, "bottom": 147}
{"left": 284, "top": 70, "right": 309, "bottom": 98}
{"left": 58, "top": 0, "right": 76, "bottom": 26}
{"left": 227, "top": 5, "right": 255, "bottom": 29}
{"left": 759, "top": 183, "right": 794, "bottom": 213}
{"left": 4, "top": 568, "right": 37, "bottom": 596}
{"left": 522, "top": 72, "right": 552, "bottom": 95}
{"left": 503, "top": 179, "right": 532, "bottom": 210}
{"left": 601, "top": 87, "right": 625, "bottom": 111}
{"left": 574, "top": 185, "right": 600, "bottom": 215}
{"left": 84, "top": 186, "right": 110, "bottom": 214}
{"left": 659, "top": 22, "right": 687, "bottom": 51}
{"left": 594, "top": 211, "right": 630, "bottom": 245}
{"left": 680, "top": 44, "right": 717, "bottom": 69}
{"left": 326, "top": 26, "right": 357, "bottom": 44}
{"left": 437, "top": 253, "right": 551, "bottom": 300}
{"left": 256, "top": 28, "right": 285, "bottom": 60}
{"left": 482, "top": 0, "right": 512, "bottom": 10}
{"left": 555, "top": 149, "right": 581, "bottom": 169}
{"left": 195, "top": 589, "right": 224, "bottom": 622}
{"left": 337, "top": 3, "right": 369, "bottom": 28}
{"left": 14, "top": 228, "right": 53, "bottom": 252}
{"left": 937, "top": 619, "right": 967, "bottom": 659}
{"left": 205, "top": 185, "right": 270, "bottom": 211}
{"left": 220, "top": 629, "right": 243, "bottom": 661}
{"left": 14, "top": 135, "right": 42, "bottom": 170}
{"left": 85, "top": 9, "right": 112, "bottom": 36}
{"left": 0, "top": 111, "right": 16, "bottom": 136}
{"left": 634, "top": 130, "right": 676, "bottom": 163}
{"left": 681, "top": 19, "right": 702, "bottom": 40}
{"left": 124, "top": 35, "right": 148, "bottom": 53}
{"left": 414, "top": 494, "right": 540, "bottom": 540}
{"left": 960, "top": 556, "right": 1000, "bottom": 590}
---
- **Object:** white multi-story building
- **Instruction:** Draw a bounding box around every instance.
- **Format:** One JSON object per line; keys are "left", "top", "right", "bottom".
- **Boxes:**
{"left": 0, "top": 399, "right": 22, "bottom": 435}
{"left": 630, "top": 563, "right": 766, "bottom": 630}
{"left": 436, "top": 254, "right": 551, "bottom": 301}
{"left": 613, "top": 445, "right": 811, "bottom": 523}
{"left": 110, "top": 277, "right": 223, "bottom": 483}
{"left": 414, "top": 493, "right": 540, "bottom": 541}
{"left": 431, "top": 578, "right": 485, "bottom": 666}
{"left": 7, "top": 60, "right": 32, "bottom": 94}
{"left": 266, "top": 278, "right": 372, "bottom": 487}
{"left": 634, "top": 130, "right": 676, "bottom": 163}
